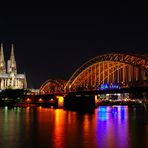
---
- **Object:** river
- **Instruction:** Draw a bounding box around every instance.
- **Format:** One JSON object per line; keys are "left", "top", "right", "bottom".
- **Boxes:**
{"left": 0, "top": 106, "right": 147, "bottom": 148}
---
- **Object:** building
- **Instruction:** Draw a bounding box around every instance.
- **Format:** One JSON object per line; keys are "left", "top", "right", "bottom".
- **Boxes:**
{"left": 0, "top": 44, "right": 27, "bottom": 90}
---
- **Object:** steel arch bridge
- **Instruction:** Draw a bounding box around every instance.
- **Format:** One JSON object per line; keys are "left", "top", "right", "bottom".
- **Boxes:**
{"left": 64, "top": 53, "right": 148, "bottom": 92}
{"left": 39, "top": 79, "right": 67, "bottom": 94}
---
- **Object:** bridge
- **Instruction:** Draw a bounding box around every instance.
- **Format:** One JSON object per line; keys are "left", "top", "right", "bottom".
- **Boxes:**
{"left": 39, "top": 53, "right": 148, "bottom": 93}
{"left": 25, "top": 53, "right": 148, "bottom": 109}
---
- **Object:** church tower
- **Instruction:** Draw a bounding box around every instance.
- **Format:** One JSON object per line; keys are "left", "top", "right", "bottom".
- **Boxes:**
{"left": 7, "top": 44, "right": 17, "bottom": 74}
{"left": 0, "top": 43, "right": 6, "bottom": 74}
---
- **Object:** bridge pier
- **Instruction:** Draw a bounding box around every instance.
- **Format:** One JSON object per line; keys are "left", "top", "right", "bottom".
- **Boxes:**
{"left": 95, "top": 95, "right": 98, "bottom": 107}
{"left": 57, "top": 96, "right": 64, "bottom": 108}
{"left": 64, "top": 94, "right": 97, "bottom": 110}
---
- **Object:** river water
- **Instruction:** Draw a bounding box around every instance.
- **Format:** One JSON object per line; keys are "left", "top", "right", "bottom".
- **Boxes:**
{"left": 0, "top": 106, "right": 147, "bottom": 148}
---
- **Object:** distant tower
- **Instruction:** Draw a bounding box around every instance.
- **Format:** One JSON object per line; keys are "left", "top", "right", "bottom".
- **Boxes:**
{"left": 7, "top": 44, "right": 17, "bottom": 74}
{"left": 0, "top": 43, "right": 6, "bottom": 74}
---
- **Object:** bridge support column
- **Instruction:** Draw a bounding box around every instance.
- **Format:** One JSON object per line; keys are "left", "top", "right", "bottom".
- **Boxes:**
{"left": 95, "top": 95, "right": 98, "bottom": 107}
{"left": 57, "top": 96, "right": 64, "bottom": 108}
{"left": 64, "top": 95, "right": 97, "bottom": 110}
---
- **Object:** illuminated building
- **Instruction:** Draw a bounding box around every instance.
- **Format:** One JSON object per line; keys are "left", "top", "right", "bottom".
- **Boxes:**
{"left": 0, "top": 44, "right": 27, "bottom": 90}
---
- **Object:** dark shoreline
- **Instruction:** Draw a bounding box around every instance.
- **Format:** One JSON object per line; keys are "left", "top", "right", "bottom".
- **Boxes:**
{"left": 0, "top": 100, "right": 147, "bottom": 109}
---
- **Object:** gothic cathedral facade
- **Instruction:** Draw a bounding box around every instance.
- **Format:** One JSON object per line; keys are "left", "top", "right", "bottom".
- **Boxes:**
{"left": 0, "top": 44, "right": 27, "bottom": 90}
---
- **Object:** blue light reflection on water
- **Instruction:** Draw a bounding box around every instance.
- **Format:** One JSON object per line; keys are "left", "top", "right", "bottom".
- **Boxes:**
{"left": 96, "top": 106, "right": 129, "bottom": 148}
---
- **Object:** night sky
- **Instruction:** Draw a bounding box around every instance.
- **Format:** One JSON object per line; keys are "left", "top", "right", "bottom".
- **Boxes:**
{"left": 0, "top": 7, "right": 146, "bottom": 89}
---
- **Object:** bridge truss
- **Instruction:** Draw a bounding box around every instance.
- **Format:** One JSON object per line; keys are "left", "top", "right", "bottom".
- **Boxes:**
{"left": 64, "top": 53, "right": 148, "bottom": 92}
{"left": 39, "top": 79, "right": 67, "bottom": 94}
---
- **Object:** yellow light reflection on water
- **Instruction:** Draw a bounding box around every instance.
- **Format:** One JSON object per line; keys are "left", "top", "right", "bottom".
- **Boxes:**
{"left": 53, "top": 109, "right": 66, "bottom": 148}
{"left": 26, "top": 107, "right": 30, "bottom": 112}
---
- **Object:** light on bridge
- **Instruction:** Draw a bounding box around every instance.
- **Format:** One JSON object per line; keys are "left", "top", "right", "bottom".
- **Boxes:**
{"left": 26, "top": 98, "right": 31, "bottom": 103}
{"left": 49, "top": 98, "right": 55, "bottom": 103}
{"left": 39, "top": 98, "right": 43, "bottom": 102}
{"left": 57, "top": 96, "right": 64, "bottom": 108}
{"left": 98, "top": 83, "right": 120, "bottom": 90}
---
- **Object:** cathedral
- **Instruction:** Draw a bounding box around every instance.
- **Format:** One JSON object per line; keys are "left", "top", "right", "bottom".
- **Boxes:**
{"left": 0, "top": 44, "right": 27, "bottom": 90}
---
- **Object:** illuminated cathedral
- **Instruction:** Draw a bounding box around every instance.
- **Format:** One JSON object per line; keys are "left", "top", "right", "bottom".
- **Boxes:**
{"left": 0, "top": 44, "right": 27, "bottom": 90}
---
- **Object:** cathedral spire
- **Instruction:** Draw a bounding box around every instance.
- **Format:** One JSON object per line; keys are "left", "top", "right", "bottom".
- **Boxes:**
{"left": 7, "top": 44, "right": 17, "bottom": 74}
{"left": 0, "top": 43, "right": 6, "bottom": 73}
{"left": 0, "top": 43, "right": 5, "bottom": 62}
{"left": 10, "top": 44, "right": 15, "bottom": 61}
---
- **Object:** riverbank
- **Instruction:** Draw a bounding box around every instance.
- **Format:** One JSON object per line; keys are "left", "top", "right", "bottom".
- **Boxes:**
{"left": 0, "top": 99, "right": 147, "bottom": 109}
{"left": 97, "top": 99, "right": 147, "bottom": 108}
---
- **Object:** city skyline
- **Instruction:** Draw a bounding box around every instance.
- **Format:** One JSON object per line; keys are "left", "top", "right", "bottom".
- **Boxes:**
{"left": 0, "top": 7, "right": 146, "bottom": 88}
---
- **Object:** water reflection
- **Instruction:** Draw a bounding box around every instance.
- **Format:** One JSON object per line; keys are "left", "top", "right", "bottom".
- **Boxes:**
{"left": 96, "top": 106, "right": 129, "bottom": 148}
{"left": 53, "top": 109, "right": 66, "bottom": 148}
{"left": 0, "top": 106, "right": 147, "bottom": 148}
